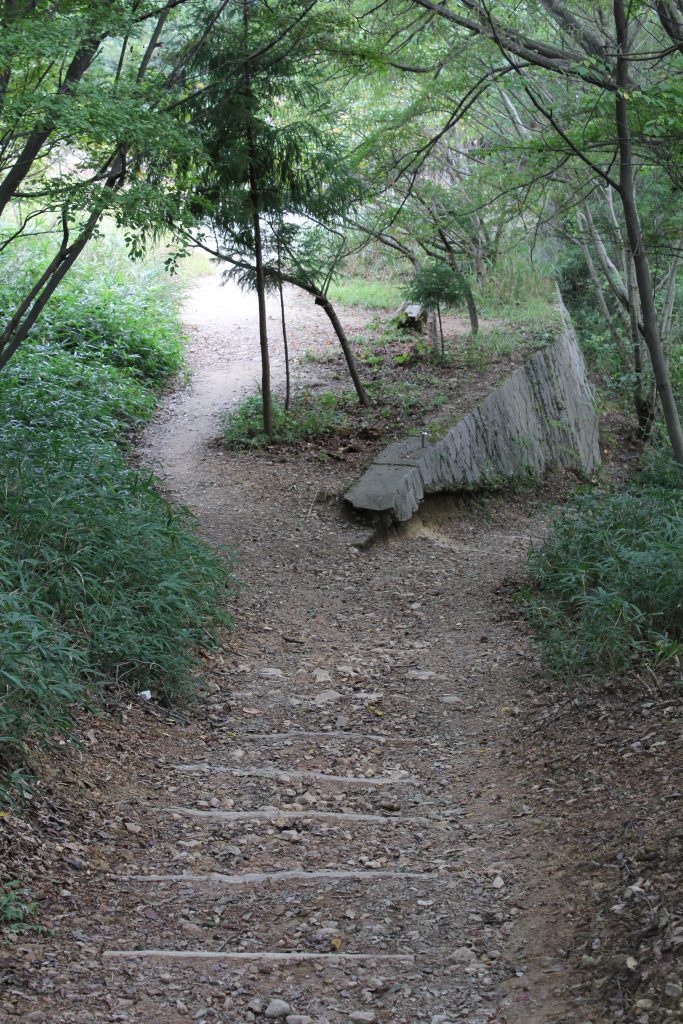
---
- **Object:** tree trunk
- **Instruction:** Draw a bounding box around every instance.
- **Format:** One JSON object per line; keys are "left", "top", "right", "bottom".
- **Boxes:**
{"left": 614, "top": 0, "right": 683, "bottom": 463}
{"left": 577, "top": 224, "right": 629, "bottom": 367}
{"left": 278, "top": 276, "right": 291, "bottom": 411}
{"left": 462, "top": 278, "right": 479, "bottom": 336}
{"left": 314, "top": 295, "right": 370, "bottom": 407}
{"left": 437, "top": 302, "right": 445, "bottom": 356}
{"left": 243, "top": 0, "right": 271, "bottom": 436}
{"left": 427, "top": 307, "right": 439, "bottom": 352}
{"left": 660, "top": 235, "right": 682, "bottom": 347}
{"left": 623, "top": 248, "right": 654, "bottom": 436}
{"left": 0, "top": 39, "right": 101, "bottom": 219}
{"left": 248, "top": 172, "right": 273, "bottom": 437}
{"left": 0, "top": 157, "right": 125, "bottom": 369}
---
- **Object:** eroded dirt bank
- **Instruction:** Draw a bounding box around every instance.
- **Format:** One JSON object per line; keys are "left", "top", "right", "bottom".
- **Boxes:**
{"left": 3, "top": 275, "right": 681, "bottom": 1024}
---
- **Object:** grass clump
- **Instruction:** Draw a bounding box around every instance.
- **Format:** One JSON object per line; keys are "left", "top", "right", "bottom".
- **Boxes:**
{"left": 223, "top": 381, "right": 449, "bottom": 450}
{"left": 523, "top": 449, "right": 683, "bottom": 678}
{"left": 0, "top": 881, "right": 40, "bottom": 935}
{"left": 0, "top": 239, "right": 231, "bottom": 778}
{"left": 223, "top": 392, "right": 346, "bottom": 449}
{"left": 327, "top": 277, "right": 403, "bottom": 309}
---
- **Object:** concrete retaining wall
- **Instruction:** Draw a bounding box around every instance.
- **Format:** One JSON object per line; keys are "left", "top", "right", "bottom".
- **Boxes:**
{"left": 344, "top": 306, "right": 600, "bottom": 523}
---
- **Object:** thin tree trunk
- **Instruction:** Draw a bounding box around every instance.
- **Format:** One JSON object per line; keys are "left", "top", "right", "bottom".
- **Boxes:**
{"left": 248, "top": 163, "right": 273, "bottom": 437}
{"left": 437, "top": 302, "right": 445, "bottom": 356}
{"left": 660, "top": 235, "right": 682, "bottom": 347}
{"left": 0, "top": 157, "right": 125, "bottom": 369}
{"left": 314, "top": 295, "right": 370, "bottom": 407}
{"left": 278, "top": 278, "right": 291, "bottom": 411}
{"left": 243, "top": 0, "right": 272, "bottom": 437}
{"left": 427, "top": 307, "right": 439, "bottom": 352}
{"left": 623, "top": 248, "right": 653, "bottom": 436}
{"left": 0, "top": 39, "right": 101, "bottom": 219}
{"left": 276, "top": 239, "right": 291, "bottom": 411}
{"left": 614, "top": 0, "right": 683, "bottom": 463}
{"left": 583, "top": 203, "right": 631, "bottom": 320}
{"left": 576, "top": 221, "right": 629, "bottom": 366}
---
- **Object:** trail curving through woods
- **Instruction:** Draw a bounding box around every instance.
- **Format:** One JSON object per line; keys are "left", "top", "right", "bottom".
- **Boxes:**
{"left": 5, "top": 273, "right": 597, "bottom": 1024}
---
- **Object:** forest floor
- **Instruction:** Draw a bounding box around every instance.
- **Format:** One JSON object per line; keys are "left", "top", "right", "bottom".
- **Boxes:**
{"left": 2, "top": 275, "right": 682, "bottom": 1024}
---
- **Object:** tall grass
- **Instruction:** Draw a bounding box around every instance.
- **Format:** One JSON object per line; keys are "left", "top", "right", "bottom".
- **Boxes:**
{"left": 327, "top": 277, "right": 404, "bottom": 309}
{"left": 0, "top": 236, "right": 231, "bottom": 777}
{"left": 475, "top": 247, "right": 557, "bottom": 316}
{"left": 523, "top": 448, "right": 683, "bottom": 678}
{"left": 0, "top": 235, "right": 184, "bottom": 384}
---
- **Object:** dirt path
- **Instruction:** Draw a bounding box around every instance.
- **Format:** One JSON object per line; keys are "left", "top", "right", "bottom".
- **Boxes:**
{"left": 3, "top": 276, "right": 594, "bottom": 1023}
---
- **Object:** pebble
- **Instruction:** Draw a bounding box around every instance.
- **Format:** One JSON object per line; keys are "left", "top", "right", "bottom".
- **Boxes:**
{"left": 451, "top": 946, "right": 477, "bottom": 962}
{"left": 313, "top": 689, "right": 341, "bottom": 705}
{"left": 431, "top": 1017, "right": 453, "bottom": 1024}
{"left": 286, "top": 1017, "right": 313, "bottom": 1024}
{"left": 349, "top": 1013, "right": 376, "bottom": 1023}
{"left": 265, "top": 999, "right": 292, "bottom": 1018}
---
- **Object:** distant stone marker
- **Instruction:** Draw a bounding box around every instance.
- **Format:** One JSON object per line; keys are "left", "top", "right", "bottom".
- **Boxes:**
{"left": 345, "top": 305, "right": 600, "bottom": 523}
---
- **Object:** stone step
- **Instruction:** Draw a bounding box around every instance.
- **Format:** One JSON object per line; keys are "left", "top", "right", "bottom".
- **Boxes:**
{"left": 166, "top": 806, "right": 434, "bottom": 825}
{"left": 175, "top": 764, "right": 417, "bottom": 785}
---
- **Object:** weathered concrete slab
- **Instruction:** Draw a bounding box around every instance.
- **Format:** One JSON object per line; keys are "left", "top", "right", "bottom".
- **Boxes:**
{"left": 345, "top": 306, "right": 600, "bottom": 523}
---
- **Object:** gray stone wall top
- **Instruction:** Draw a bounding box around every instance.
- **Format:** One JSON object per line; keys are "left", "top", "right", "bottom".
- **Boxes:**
{"left": 345, "top": 310, "right": 600, "bottom": 523}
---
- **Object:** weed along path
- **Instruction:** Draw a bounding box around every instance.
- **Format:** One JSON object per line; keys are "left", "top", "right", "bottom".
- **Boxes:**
{"left": 4, "top": 276, "right": 599, "bottom": 1024}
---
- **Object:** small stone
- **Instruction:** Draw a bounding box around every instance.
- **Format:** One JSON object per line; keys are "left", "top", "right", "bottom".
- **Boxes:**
{"left": 665, "top": 982, "right": 683, "bottom": 999}
{"left": 280, "top": 829, "right": 301, "bottom": 842}
{"left": 286, "top": 1017, "right": 313, "bottom": 1024}
{"left": 247, "top": 998, "right": 263, "bottom": 1013}
{"left": 313, "top": 689, "right": 341, "bottom": 706}
{"left": 349, "top": 1013, "right": 376, "bottom": 1023}
{"left": 635, "top": 1000, "right": 654, "bottom": 1010}
{"left": 431, "top": 1016, "right": 453, "bottom": 1024}
{"left": 265, "top": 999, "right": 291, "bottom": 1019}
{"left": 451, "top": 946, "right": 478, "bottom": 962}
{"left": 24, "top": 1014, "right": 46, "bottom": 1023}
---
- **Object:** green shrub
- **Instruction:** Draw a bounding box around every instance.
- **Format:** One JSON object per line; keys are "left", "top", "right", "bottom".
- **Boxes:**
{"left": 0, "top": 880, "right": 39, "bottom": 934}
{"left": 223, "top": 392, "right": 346, "bottom": 449}
{"left": 524, "top": 450, "right": 683, "bottom": 678}
{"left": 0, "top": 239, "right": 231, "bottom": 777}
{"left": 0, "top": 235, "right": 183, "bottom": 385}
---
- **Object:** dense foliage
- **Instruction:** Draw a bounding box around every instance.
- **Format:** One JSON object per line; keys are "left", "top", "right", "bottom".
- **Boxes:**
{"left": 0, "top": 242, "right": 231, "bottom": 777}
{"left": 525, "top": 451, "right": 683, "bottom": 678}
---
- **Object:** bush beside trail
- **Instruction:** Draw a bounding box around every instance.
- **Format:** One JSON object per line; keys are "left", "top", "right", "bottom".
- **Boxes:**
{"left": 0, "top": 240, "right": 232, "bottom": 784}
{"left": 523, "top": 448, "right": 683, "bottom": 679}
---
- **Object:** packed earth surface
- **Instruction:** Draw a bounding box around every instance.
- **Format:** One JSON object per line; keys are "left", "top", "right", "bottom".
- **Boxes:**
{"left": 2, "top": 276, "right": 683, "bottom": 1024}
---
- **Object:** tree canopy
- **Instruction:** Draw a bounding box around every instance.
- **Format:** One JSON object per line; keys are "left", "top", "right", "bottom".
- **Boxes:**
{"left": 0, "top": 0, "right": 682, "bottom": 456}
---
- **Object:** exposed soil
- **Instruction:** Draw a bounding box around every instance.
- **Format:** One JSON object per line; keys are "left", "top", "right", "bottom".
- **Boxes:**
{"left": 1, "top": 275, "right": 682, "bottom": 1024}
